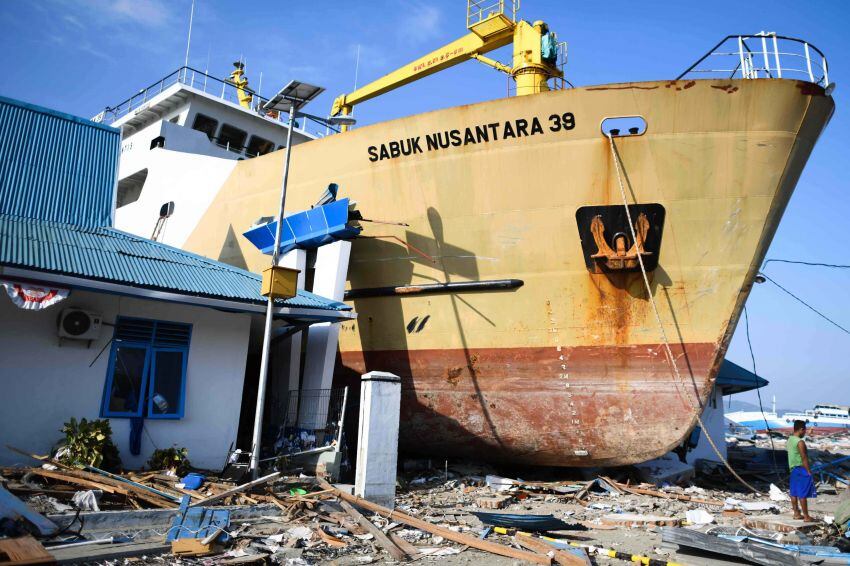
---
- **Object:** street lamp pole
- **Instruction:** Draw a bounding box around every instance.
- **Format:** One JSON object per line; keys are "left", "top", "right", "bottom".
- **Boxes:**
{"left": 246, "top": 80, "right": 351, "bottom": 479}
{"left": 249, "top": 101, "right": 296, "bottom": 478}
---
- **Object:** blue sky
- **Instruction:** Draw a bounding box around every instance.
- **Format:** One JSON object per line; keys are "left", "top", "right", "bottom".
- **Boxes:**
{"left": 1, "top": 0, "right": 848, "bottom": 410}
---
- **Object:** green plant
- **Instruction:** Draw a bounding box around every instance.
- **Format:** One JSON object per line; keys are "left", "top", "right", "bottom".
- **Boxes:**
{"left": 148, "top": 446, "right": 191, "bottom": 475}
{"left": 57, "top": 418, "right": 121, "bottom": 471}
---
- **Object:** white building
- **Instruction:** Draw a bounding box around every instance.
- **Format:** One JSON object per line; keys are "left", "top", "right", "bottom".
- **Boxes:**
{"left": 0, "top": 94, "right": 354, "bottom": 471}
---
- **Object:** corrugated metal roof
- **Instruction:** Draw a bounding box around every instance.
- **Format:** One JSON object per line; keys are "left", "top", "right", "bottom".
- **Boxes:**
{"left": 0, "top": 95, "right": 118, "bottom": 228}
{"left": 0, "top": 214, "right": 350, "bottom": 312}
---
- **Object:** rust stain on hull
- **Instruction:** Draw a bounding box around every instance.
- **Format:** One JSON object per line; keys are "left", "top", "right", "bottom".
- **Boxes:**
{"left": 339, "top": 343, "right": 716, "bottom": 467}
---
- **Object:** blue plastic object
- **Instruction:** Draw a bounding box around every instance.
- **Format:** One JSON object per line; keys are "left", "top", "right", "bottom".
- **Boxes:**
{"left": 182, "top": 473, "right": 205, "bottom": 490}
{"left": 167, "top": 495, "right": 230, "bottom": 543}
{"left": 243, "top": 198, "right": 360, "bottom": 255}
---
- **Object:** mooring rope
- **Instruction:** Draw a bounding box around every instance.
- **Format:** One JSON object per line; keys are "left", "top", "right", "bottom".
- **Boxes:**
{"left": 606, "top": 133, "right": 761, "bottom": 494}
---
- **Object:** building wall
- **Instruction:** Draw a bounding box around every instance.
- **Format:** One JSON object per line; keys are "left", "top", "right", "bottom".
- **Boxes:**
{"left": 0, "top": 289, "right": 251, "bottom": 470}
{"left": 687, "top": 386, "right": 728, "bottom": 465}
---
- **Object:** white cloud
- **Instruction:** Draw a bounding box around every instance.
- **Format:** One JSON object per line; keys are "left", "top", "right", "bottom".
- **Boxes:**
{"left": 62, "top": 14, "right": 85, "bottom": 30}
{"left": 104, "top": 0, "right": 171, "bottom": 28}
{"left": 398, "top": 4, "right": 442, "bottom": 45}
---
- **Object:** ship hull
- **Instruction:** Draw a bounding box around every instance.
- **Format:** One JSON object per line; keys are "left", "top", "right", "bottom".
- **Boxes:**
{"left": 174, "top": 78, "right": 833, "bottom": 466}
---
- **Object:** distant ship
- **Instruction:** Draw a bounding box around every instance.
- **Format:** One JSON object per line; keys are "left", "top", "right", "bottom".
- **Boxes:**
{"left": 780, "top": 404, "right": 850, "bottom": 432}
{"left": 727, "top": 401, "right": 850, "bottom": 433}
{"left": 107, "top": 6, "right": 835, "bottom": 466}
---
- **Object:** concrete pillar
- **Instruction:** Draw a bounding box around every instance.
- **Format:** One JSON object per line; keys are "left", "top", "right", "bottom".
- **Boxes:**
{"left": 355, "top": 372, "right": 401, "bottom": 508}
{"left": 299, "top": 241, "right": 351, "bottom": 428}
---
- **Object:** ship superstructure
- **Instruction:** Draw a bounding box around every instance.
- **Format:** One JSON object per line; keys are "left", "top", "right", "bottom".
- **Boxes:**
{"left": 99, "top": 64, "right": 324, "bottom": 249}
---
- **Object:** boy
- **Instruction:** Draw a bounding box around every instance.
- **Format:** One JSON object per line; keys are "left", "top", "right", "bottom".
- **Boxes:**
{"left": 787, "top": 419, "right": 816, "bottom": 521}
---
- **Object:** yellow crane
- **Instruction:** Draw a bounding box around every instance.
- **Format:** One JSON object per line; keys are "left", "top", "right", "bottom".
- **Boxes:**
{"left": 330, "top": 1, "right": 563, "bottom": 131}
{"left": 229, "top": 61, "right": 254, "bottom": 109}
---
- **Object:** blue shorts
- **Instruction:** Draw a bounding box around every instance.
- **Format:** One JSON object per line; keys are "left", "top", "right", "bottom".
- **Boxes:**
{"left": 789, "top": 466, "right": 817, "bottom": 499}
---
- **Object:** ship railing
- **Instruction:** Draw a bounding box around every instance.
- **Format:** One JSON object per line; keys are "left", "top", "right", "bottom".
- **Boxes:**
{"left": 677, "top": 33, "right": 830, "bottom": 88}
{"left": 92, "top": 66, "right": 330, "bottom": 137}
{"left": 466, "top": 0, "right": 519, "bottom": 28}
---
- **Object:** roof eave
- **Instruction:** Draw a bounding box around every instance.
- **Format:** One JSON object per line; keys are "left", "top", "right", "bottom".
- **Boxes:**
{"left": 0, "top": 266, "right": 355, "bottom": 323}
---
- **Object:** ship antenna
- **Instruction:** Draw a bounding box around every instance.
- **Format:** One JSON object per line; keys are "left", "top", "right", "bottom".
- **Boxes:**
{"left": 184, "top": 0, "right": 195, "bottom": 69}
{"left": 353, "top": 44, "right": 361, "bottom": 91}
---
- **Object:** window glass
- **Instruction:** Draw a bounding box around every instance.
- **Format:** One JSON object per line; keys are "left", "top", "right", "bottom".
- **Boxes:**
{"left": 106, "top": 345, "right": 148, "bottom": 415}
{"left": 246, "top": 135, "right": 275, "bottom": 156}
{"left": 191, "top": 114, "right": 218, "bottom": 140}
{"left": 101, "top": 318, "right": 192, "bottom": 420}
{"left": 149, "top": 350, "right": 185, "bottom": 418}
{"left": 218, "top": 124, "right": 247, "bottom": 152}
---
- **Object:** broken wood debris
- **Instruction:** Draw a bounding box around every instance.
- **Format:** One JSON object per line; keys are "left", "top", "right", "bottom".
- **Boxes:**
{"left": 317, "top": 478, "right": 553, "bottom": 564}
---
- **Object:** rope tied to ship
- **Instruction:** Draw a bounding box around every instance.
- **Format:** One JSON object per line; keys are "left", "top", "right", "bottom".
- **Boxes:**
{"left": 606, "top": 133, "right": 762, "bottom": 495}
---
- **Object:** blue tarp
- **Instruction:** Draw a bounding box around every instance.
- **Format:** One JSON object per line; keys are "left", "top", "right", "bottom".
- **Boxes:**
{"left": 243, "top": 198, "right": 360, "bottom": 255}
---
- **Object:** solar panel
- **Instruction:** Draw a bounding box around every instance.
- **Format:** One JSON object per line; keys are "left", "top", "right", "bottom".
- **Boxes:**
{"left": 263, "top": 81, "right": 325, "bottom": 113}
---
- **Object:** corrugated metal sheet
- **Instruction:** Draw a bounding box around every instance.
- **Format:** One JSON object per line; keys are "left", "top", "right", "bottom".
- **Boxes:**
{"left": 0, "top": 214, "right": 350, "bottom": 312}
{"left": 0, "top": 95, "right": 118, "bottom": 228}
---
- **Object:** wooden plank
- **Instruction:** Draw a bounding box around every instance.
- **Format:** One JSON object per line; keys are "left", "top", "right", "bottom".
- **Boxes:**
{"left": 26, "top": 468, "right": 174, "bottom": 509}
{"left": 600, "top": 513, "right": 681, "bottom": 528}
{"left": 318, "top": 528, "right": 348, "bottom": 549}
{"left": 612, "top": 481, "right": 724, "bottom": 506}
{"left": 389, "top": 532, "right": 420, "bottom": 556}
{"left": 514, "top": 535, "right": 588, "bottom": 566}
{"left": 171, "top": 538, "right": 215, "bottom": 556}
{"left": 24, "top": 469, "right": 119, "bottom": 494}
{"left": 743, "top": 515, "right": 820, "bottom": 533}
{"left": 193, "top": 472, "right": 280, "bottom": 507}
{"left": 0, "top": 485, "right": 59, "bottom": 536}
{"left": 317, "top": 479, "right": 551, "bottom": 565}
{"left": 0, "top": 535, "right": 55, "bottom": 565}
{"left": 339, "top": 499, "right": 408, "bottom": 561}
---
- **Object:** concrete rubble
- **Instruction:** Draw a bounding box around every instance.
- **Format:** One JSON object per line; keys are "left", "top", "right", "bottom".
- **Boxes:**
{"left": 0, "top": 430, "right": 849, "bottom": 564}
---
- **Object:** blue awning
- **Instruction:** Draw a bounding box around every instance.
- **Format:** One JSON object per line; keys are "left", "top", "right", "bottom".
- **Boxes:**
{"left": 717, "top": 359, "right": 769, "bottom": 395}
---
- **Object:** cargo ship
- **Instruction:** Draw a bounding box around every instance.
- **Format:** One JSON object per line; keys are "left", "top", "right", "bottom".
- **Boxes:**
{"left": 108, "top": 4, "right": 834, "bottom": 466}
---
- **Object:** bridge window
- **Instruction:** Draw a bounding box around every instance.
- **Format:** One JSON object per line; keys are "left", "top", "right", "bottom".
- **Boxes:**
{"left": 192, "top": 113, "right": 218, "bottom": 141}
{"left": 218, "top": 124, "right": 247, "bottom": 153}
{"left": 246, "top": 135, "right": 275, "bottom": 157}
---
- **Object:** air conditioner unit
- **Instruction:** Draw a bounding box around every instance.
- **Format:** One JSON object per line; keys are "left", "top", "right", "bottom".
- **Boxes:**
{"left": 58, "top": 309, "right": 103, "bottom": 341}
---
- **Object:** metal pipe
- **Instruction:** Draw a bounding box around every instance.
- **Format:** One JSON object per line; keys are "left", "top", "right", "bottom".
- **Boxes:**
{"left": 823, "top": 56, "right": 829, "bottom": 86}
{"left": 345, "top": 279, "right": 524, "bottom": 300}
{"left": 804, "top": 43, "right": 814, "bottom": 83}
{"left": 250, "top": 103, "right": 297, "bottom": 478}
{"left": 772, "top": 34, "right": 782, "bottom": 77}
{"left": 737, "top": 36, "right": 747, "bottom": 79}
{"left": 761, "top": 35, "right": 770, "bottom": 77}
{"left": 336, "top": 386, "right": 349, "bottom": 450}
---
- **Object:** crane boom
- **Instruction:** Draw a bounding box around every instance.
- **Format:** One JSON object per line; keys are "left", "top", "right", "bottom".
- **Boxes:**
{"left": 330, "top": 10, "right": 563, "bottom": 127}
{"left": 331, "top": 27, "right": 514, "bottom": 118}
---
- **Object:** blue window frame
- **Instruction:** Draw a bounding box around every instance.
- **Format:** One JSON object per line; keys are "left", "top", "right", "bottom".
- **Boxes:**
{"left": 100, "top": 317, "right": 192, "bottom": 420}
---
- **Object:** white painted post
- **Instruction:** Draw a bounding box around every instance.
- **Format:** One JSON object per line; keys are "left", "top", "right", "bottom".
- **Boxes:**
{"left": 355, "top": 372, "right": 401, "bottom": 508}
{"left": 299, "top": 240, "right": 351, "bottom": 428}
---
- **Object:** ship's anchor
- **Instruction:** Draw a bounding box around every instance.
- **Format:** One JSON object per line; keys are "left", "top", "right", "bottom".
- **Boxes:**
{"left": 590, "top": 213, "right": 652, "bottom": 270}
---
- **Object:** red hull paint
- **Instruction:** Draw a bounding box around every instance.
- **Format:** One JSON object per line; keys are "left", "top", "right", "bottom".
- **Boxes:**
{"left": 338, "top": 342, "right": 718, "bottom": 466}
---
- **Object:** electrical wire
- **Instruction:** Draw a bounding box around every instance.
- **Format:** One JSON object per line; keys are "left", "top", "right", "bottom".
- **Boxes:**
{"left": 763, "top": 259, "right": 850, "bottom": 270}
{"left": 758, "top": 272, "right": 850, "bottom": 335}
{"left": 607, "top": 134, "right": 761, "bottom": 494}
{"left": 743, "top": 306, "right": 778, "bottom": 472}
